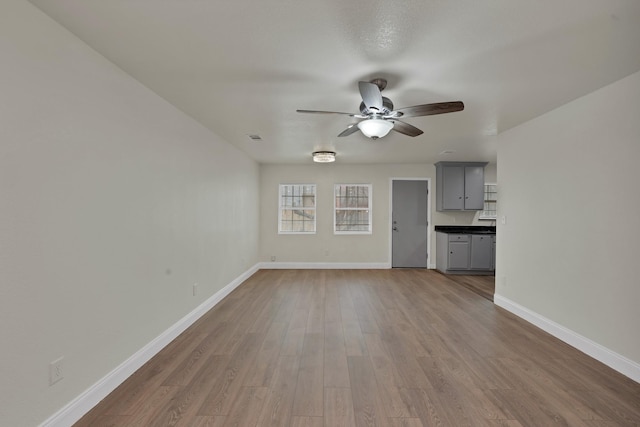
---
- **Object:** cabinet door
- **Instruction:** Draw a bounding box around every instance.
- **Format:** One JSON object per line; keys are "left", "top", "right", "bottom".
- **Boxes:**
{"left": 448, "top": 241, "right": 470, "bottom": 269}
{"left": 442, "top": 166, "right": 464, "bottom": 210}
{"left": 491, "top": 235, "right": 496, "bottom": 270}
{"left": 470, "top": 235, "right": 492, "bottom": 269}
{"left": 464, "top": 166, "right": 485, "bottom": 210}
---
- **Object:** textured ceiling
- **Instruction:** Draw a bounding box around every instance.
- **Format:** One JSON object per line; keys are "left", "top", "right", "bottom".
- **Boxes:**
{"left": 28, "top": 0, "right": 640, "bottom": 164}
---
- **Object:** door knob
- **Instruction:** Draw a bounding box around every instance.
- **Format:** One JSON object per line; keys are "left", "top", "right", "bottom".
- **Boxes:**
{"left": 393, "top": 227, "right": 398, "bottom": 231}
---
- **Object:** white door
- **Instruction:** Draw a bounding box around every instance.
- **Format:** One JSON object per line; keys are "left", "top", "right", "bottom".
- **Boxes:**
{"left": 392, "top": 180, "right": 428, "bottom": 268}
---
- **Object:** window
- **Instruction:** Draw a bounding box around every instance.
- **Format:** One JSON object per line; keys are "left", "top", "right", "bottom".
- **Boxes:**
{"left": 334, "top": 184, "right": 372, "bottom": 234}
{"left": 479, "top": 183, "right": 497, "bottom": 220}
{"left": 278, "top": 184, "right": 316, "bottom": 234}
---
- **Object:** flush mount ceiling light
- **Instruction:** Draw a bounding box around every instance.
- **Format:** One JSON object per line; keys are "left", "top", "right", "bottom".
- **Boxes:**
{"left": 357, "top": 118, "right": 394, "bottom": 139}
{"left": 312, "top": 151, "right": 336, "bottom": 163}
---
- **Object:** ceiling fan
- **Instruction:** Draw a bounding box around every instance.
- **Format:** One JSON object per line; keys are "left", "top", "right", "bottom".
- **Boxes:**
{"left": 297, "top": 78, "right": 464, "bottom": 139}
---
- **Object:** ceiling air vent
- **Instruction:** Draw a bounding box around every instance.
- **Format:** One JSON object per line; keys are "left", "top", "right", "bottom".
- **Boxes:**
{"left": 248, "top": 134, "right": 263, "bottom": 141}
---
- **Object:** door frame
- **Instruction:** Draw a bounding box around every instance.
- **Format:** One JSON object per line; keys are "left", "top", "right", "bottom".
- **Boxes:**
{"left": 389, "top": 177, "right": 433, "bottom": 269}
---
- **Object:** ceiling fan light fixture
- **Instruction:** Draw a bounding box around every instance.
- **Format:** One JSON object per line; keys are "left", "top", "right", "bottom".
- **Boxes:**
{"left": 312, "top": 151, "right": 336, "bottom": 163}
{"left": 357, "top": 119, "right": 394, "bottom": 139}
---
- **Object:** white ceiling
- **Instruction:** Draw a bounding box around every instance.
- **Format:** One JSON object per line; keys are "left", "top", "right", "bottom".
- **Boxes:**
{"left": 28, "top": 0, "right": 640, "bottom": 165}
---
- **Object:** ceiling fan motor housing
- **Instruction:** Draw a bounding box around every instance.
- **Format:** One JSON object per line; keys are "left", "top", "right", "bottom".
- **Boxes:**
{"left": 360, "top": 96, "right": 394, "bottom": 116}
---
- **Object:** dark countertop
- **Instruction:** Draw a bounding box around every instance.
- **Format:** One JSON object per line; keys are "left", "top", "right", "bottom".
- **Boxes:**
{"left": 434, "top": 225, "right": 496, "bottom": 234}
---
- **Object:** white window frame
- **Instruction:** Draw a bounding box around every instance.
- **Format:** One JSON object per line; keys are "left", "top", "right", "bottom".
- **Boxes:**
{"left": 479, "top": 182, "right": 497, "bottom": 220}
{"left": 278, "top": 184, "right": 316, "bottom": 234}
{"left": 334, "top": 184, "right": 372, "bottom": 235}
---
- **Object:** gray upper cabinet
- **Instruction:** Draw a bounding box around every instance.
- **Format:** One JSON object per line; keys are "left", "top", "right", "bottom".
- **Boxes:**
{"left": 440, "top": 165, "right": 465, "bottom": 210}
{"left": 435, "top": 162, "right": 488, "bottom": 211}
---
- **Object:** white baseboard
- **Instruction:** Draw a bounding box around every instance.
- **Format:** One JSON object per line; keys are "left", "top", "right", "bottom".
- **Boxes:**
{"left": 259, "top": 262, "right": 436, "bottom": 269}
{"left": 494, "top": 294, "right": 640, "bottom": 383}
{"left": 259, "top": 261, "right": 391, "bottom": 269}
{"left": 40, "top": 263, "right": 261, "bottom": 427}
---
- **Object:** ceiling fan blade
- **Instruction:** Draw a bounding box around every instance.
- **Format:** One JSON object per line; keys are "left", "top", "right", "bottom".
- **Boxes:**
{"left": 296, "top": 109, "right": 355, "bottom": 116}
{"left": 391, "top": 120, "right": 424, "bottom": 137}
{"left": 395, "top": 101, "right": 464, "bottom": 118}
{"left": 358, "top": 81, "right": 383, "bottom": 112}
{"left": 337, "top": 124, "right": 360, "bottom": 137}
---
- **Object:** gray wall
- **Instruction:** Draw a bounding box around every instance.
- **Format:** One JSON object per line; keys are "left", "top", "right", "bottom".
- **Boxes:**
{"left": 0, "top": 1, "right": 260, "bottom": 425}
{"left": 496, "top": 70, "right": 640, "bottom": 369}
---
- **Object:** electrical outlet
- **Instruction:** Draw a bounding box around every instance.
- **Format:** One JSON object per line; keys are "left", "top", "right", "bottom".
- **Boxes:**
{"left": 270, "top": 255, "right": 276, "bottom": 262}
{"left": 193, "top": 283, "right": 198, "bottom": 296}
{"left": 49, "top": 357, "right": 64, "bottom": 385}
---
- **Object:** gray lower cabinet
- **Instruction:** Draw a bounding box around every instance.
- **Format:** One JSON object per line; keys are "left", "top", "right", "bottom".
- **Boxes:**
{"left": 491, "top": 235, "right": 496, "bottom": 270}
{"left": 448, "top": 235, "right": 470, "bottom": 269}
{"left": 470, "top": 235, "right": 492, "bottom": 269}
{"left": 436, "top": 232, "right": 495, "bottom": 275}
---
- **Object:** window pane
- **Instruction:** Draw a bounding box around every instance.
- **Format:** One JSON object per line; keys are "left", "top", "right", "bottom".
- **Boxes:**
{"left": 360, "top": 186, "right": 368, "bottom": 207}
{"left": 279, "top": 216, "right": 293, "bottom": 232}
{"left": 335, "top": 185, "right": 369, "bottom": 208}
{"left": 293, "top": 209, "right": 315, "bottom": 221}
{"left": 279, "top": 184, "right": 316, "bottom": 234}
{"left": 303, "top": 219, "right": 315, "bottom": 232}
{"left": 302, "top": 195, "right": 315, "bottom": 208}
{"left": 334, "top": 184, "right": 372, "bottom": 234}
{"left": 336, "top": 210, "right": 369, "bottom": 226}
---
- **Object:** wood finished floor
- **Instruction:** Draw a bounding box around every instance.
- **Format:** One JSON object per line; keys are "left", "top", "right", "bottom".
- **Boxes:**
{"left": 439, "top": 272, "right": 495, "bottom": 302}
{"left": 74, "top": 269, "right": 640, "bottom": 426}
